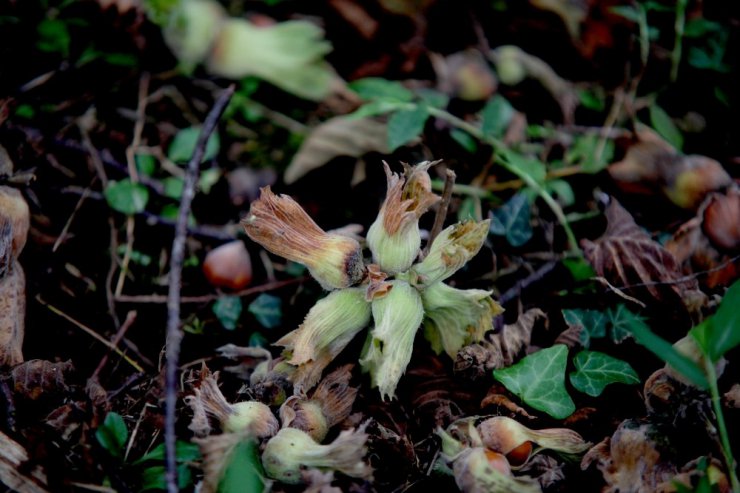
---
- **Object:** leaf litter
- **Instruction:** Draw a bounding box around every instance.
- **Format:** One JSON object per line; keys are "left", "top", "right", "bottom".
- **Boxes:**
{"left": 1, "top": 1, "right": 739, "bottom": 492}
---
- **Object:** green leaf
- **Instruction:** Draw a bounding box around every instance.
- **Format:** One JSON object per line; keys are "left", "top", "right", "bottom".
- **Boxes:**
{"left": 417, "top": 88, "right": 449, "bottom": 109}
{"left": 37, "top": 19, "right": 70, "bottom": 57}
{"left": 135, "top": 154, "right": 157, "bottom": 176}
{"left": 489, "top": 193, "right": 532, "bottom": 247}
{"left": 347, "top": 99, "right": 407, "bottom": 119}
{"left": 649, "top": 105, "right": 683, "bottom": 150}
{"left": 625, "top": 318, "right": 708, "bottom": 389}
{"left": 96, "top": 412, "right": 128, "bottom": 459}
{"left": 249, "top": 332, "right": 269, "bottom": 348}
{"left": 387, "top": 105, "right": 429, "bottom": 151}
{"left": 450, "top": 128, "right": 478, "bottom": 153}
{"left": 494, "top": 345, "right": 575, "bottom": 419}
{"left": 577, "top": 88, "right": 606, "bottom": 111}
{"left": 562, "top": 308, "right": 607, "bottom": 348}
{"left": 605, "top": 304, "right": 643, "bottom": 344}
{"left": 134, "top": 441, "right": 201, "bottom": 465}
{"left": 163, "top": 176, "right": 184, "bottom": 200}
{"left": 140, "top": 464, "right": 192, "bottom": 491}
{"left": 562, "top": 257, "right": 596, "bottom": 282}
{"left": 546, "top": 179, "right": 575, "bottom": 207}
{"left": 566, "top": 133, "right": 614, "bottom": 173}
{"left": 168, "top": 126, "right": 220, "bottom": 163}
{"left": 501, "top": 150, "right": 547, "bottom": 184}
{"left": 198, "top": 168, "right": 221, "bottom": 194}
{"left": 348, "top": 78, "right": 414, "bottom": 102}
{"left": 569, "top": 350, "right": 640, "bottom": 397}
{"left": 213, "top": 296, "right": 243, "bottom": 331}
{"left": 104, "top": 179, "right": 149, "bottom": 215}
{"left": 247, "top": 293, "right": 282, "bottom": 329}
{"left": 218, "top": 439, "right": 265, "bottom": 493}
{"left": 692, "top": 280, "right": 740, "bottom": 362}
{"left": 457, "top": 195, "right": 482, "bottom": 222}
{"left": 481, "top": 95, "right": 514, "bottom": 138}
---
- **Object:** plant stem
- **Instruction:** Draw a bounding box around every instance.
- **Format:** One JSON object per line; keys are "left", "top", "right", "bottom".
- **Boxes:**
{"left": 704, "top": 359, "right": 740, "bottom": 492}
{"left": 427, "top": 107, "right": 580, "bottom": 253}
{"left": 671, "top": 0, "right": 688, "bottom": 82}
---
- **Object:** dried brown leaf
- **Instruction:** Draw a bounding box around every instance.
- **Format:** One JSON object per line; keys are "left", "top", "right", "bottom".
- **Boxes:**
{"left": 582, "top": 198, "right": 701, "bottom": 306}
{"left": 724, "top": 383, "right": 740, "bottom": 409}
{"left": 454, "top": 308, "right": 545, "bottom": 379}
{"left": 11, "top": 360, "right": 73, "bottom": 400}
{"left": 284, "top": 116, "right": 390, "bottom": 184}
{"left": 480, "top": 390, "right": 534, "bottom": 419}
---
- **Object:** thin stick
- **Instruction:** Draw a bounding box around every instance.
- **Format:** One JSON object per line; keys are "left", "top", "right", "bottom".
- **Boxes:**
{"left": 91, "top": 310, "right": 138, "bottom": 380}
{"left": 115, "top": 277, "right": 305, "bottom": 304}
{"left": 36, "top": 297, "right": 144, "bottom": 373}
{"left": 164, "top": 84, "right": 235, "bottom": 493}
{"left": 422, "top": 168, "right": 455, "bottom": 258}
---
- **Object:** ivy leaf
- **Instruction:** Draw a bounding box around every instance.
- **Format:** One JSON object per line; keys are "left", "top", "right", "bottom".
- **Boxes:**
{"left": 569, "top": 350, "right": 640, "bottom": 397}
{"left": 562, "top": 308, "right": 607, "bottom": 348}
{"left": 387, "top": 105, "right": 429, "bottom": 151}
{"left": 105, "top": 179, "right": 149, "bottom": 215}
{"left": 218, "top": 439, "right": 265, "bottom": 493}
{"left": 168, "top": 126, "right": 220, "bottom": 163}
{"left": 96, "top": 412, "right": 128, "bottom": 459}
{"left": 348, "top": 77, "right": 414, "bottom": 102}
{"left": 493, "top": 344, "right": 575, "bottom": 419}
{"left": 501, "top": 150, "right": 547, "bottom": 184}
{"left": 481, "top": 95, "right": 514, "bottom": 138}
{"left": 649, "top": 105, "right": 683, "bottom": 151}
{"left": 248, "top": 293, "right": 282, "bottom": 329}
{"left": 347, "top": 100, "right": 407, "bottom": 120}
{"left": 691, "top": 279, "right": 740, "bottom": 363}
{"left": 213, "top": 296, "right": 243, "bottom": 331}
{"left": 489, "top": 193, "right": 532, "bottom": 247}
{"left": 605, "top": 304, "right": 643, "bottom": 344}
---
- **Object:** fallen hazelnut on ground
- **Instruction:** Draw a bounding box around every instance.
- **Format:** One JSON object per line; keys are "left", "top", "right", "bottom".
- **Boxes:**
{"left": 702, "top": 188, "right": 740, "bottom": 252}
{"left": 202, "top": 240, "right": 252, "bottom": 290}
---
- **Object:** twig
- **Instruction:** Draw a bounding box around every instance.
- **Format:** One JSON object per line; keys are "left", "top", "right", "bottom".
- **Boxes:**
{"left": 91, "top": 310, "right": 138, "bottom": 381}
{"left": 422, "top": 169, "right": 455, "bottom": 258}
{"left": 164, "top": 84, "right": 235, "bottom": 493}
{"left": 114, "top": 277, "right": 305, "bottom": 304}
{"left": 498, "top": 260, "right": 558, "bottom": 306}
{"left": 36, "top": 297, "right": 145, "bottom": 373}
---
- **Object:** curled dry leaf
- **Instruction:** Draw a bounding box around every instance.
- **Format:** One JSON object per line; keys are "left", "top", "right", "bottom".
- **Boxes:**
{"left": 581, "top": 420, "right": 677, "bottom": 493}
{"left": 454, "top": 308, "right": 545, "bottom": 380}
{"left": 724, "top": 383, "right": 740, "bottom": 409}
{"left": 11, "top": 360, "right": 74, "bottom": 401}
{"left": 283, "top": 116, "right": 390, "bottom": 184}
{"left": 518, "top": 454, "right": 566, "bottom": 490}
{"left": 480, "top": 389, "right": 534, "bottom": 420}
{"left": 608, "top": 127, "right": 732, "bottom": 210}
{"left": 582, "top": 198, "right": 703, "bottom": 307}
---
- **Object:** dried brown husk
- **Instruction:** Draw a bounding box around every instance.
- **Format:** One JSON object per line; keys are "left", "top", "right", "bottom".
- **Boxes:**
{"left": 11, "top": 360, "right": 74, "bottom": 400}
{"left": 280, "top": 365, "right": 357, "bottom": 442}
{"left": 581, "top": 420, "right": 677, "bottom": 493}
{"left": 608, "top": 127, "right": 731, "bottom": 210}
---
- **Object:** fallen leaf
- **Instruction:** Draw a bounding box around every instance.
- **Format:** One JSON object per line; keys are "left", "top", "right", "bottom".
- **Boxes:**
{"left": 582, "top": 198, "right": 702, "bottom": 307}
{"left": 284, "top": 116, "right": 390, "bottom": 184}
{"left": 11, "top": 360, "right": 74, "bottom": 400}
{"left": 454, "top": 308, "right": 545, "bottom": 380}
